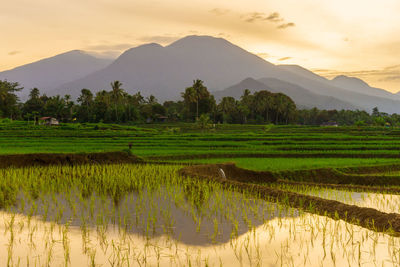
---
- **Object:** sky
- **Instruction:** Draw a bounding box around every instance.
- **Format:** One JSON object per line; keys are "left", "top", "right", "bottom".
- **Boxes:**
{"left": 2, "top": 0, "right": 400, "bottom": 92}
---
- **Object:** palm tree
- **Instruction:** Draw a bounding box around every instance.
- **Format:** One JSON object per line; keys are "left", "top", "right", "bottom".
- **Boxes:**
{"left": 64, "top": 94, "right": 73, "bottom": 121}
{"left": 219, "top": 97, "right": 235, "bottom": 123}
{"left": 110, "top": 81, "right": 124, "bottom": 121}
{"left": 192, "top": 79, "right": 206, "bottom": 120}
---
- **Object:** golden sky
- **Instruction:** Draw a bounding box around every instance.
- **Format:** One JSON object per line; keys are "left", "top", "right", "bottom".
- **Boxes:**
{"left": 2, "top": 0, "right": 400, "bottom": 92}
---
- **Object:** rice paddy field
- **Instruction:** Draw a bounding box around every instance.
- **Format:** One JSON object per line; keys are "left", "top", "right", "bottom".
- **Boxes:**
{"left": 1, "top": 121, "right": 400, "bottom": 266}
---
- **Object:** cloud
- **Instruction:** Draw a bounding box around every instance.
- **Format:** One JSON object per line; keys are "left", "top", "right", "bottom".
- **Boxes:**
{"left": 84, "top": 43, "right": 134, "bottom": 51}
{"left": 8, "top": 51, "right": 21, "bottom": 56}
{"left": 217, "top": 32, "right": 231, "bottom": 38}
{"left": 138, "top": 35, "right": 181, "bottom": 44}
{"left": 383, "top": 65, "right": 400, "bottom": 71}
{"left": 278, "top": 56, "right": 292, "bottom": 61}
{"left": 277, "top": 23, "right": 295, "bottom": 29}
{"left": 242, "top": 12, "right": 283, "bottom": 23}
{"left": 381, "top": 76, "right": 400, "bottom": 81}
{"left": 209, "top": 8, "right": 230, "bottom": 16}
{"left": 86, "top": 50, "right": 122, "bottom": 59}
{"left": 265, "top": 12, "right": 284, "bottom": 23}
{"left": 240, "top": 12, "right": 295, "bottom": 30}
{"left": 317, "top": 65, "right": 400, "bottom": 80}
{"left": 256, "top": 52, "right": 270, "bottom": 58}
{"left": 313, "top": 65, "right": 400, "bottom": 92}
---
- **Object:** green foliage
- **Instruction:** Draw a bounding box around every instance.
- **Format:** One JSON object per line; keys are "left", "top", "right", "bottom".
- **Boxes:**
{"left": 196, "top": 114, "right": 213, "bottom": 130}
{"left": 2, "top": 78, "right": 398, "bottom": 127}
{"left": 181, "top": 79, "right": 216, "bottom": 121}
{"left": 374, "top": 117, "right": 386, "bottom": 126}
{"left": 0, "top": 80, "right": 22, "bottom": 119}
{"left": 355, "top": 120, "right": 366, "bottom": 127}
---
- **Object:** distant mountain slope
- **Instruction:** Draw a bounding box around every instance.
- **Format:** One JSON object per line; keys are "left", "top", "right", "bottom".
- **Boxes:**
{"left": 330, "top": 75, "right": 399, "bottom": 100}
{"left": 259, "top": 67, "right": 400, "bottom": 113}
{"left": 277, "top": 66, "right": 399, "bottom": 102}
{"left": 213, "top": 77, "right": 358, "bottom": 110}
{"left": 6, "top": 35, "right": 400, "bottom": 113}
{"left": 52, "top": 36, "right": 291, "bottom": 100}
{"left": 277, "top": 65, "right": 328, "bottom": 83}
{"left": 0, "top": 50, "right": 112, "bottom": 100}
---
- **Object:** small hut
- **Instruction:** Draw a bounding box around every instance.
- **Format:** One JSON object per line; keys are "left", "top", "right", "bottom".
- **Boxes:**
{"left": 155, "top": 115, "right": 168, "bottom": 123}
{"left": 320, "top": 121, "right": 338, "bottom": 127}
{"left": 39, "top": 117, "right": 59, "bottom": 126}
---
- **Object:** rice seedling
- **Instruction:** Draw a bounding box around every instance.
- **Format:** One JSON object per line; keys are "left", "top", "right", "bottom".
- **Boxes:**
{"left": 0, "top": 163, "right": 398, "bottom": 266}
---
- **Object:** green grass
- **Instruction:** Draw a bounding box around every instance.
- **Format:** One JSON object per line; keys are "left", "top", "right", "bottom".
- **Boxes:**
{"left": 2, "top": 121, "right": 400, "bottom": 170}
{"left": 174, "top": 157, "right": 399, "bottom": 171}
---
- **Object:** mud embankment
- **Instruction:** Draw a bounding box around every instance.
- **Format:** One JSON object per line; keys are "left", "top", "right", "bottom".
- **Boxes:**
{"left": 279, "top": 168, "right": 400, "bottom": 186}
{"left": 0, "top": 152, "right": 143, "bottom": 168}
{"left": 179, "top": 163, "right": 400, "bottom": 236}
{"left": 149, "top": 153, "right": 400, "bottom": 160}
{"left": 278, "top": 180, "right": 400, "bottom": 195}
{"left": 181, "top": 163, "right": 277, "bottom": 183}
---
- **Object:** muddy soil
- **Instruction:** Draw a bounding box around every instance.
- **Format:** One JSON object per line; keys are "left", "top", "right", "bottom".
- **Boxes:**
{"left": 179, "top": 164, "right": 400, "bottom": 236}
{"left": 0, "top": 152, "right": 143, "bottom": 168}
{"left": 182, "top": 163, "right": 277, "bottom": 183}
{"left": 278, "top": 179, "right": 400, "bottom": 195}
{"left": 150, "top": 153, "right": 400, "bottom": 160}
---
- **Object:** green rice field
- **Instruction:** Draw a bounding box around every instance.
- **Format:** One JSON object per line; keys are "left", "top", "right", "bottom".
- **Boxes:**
{"left": 1, "top": 121, "right": 400, "bottom": 266}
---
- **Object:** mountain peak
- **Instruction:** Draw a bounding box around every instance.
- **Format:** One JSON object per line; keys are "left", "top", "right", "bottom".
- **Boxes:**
{"left": 118, "top": 43, "right": 163, "bottom": 58}
{"left": 238, "top": 77, "right": 264, "bottom": 85}
{"left": 332, "top": 75, "right": 370, "bottom": 88}
{"left": 123, "top": 43, "right": 163, "bottom": 53}
{"left": 54, "top": 49, "right": 92, "bottom": 58}
{"left": 168, "top": 35, "right": 231, "bottom": 48}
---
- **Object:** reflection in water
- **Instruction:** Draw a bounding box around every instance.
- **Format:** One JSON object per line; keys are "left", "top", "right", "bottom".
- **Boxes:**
{"left": 1, "top": 211, "right": 399, "bottom": 266}
{"left": 298, "top": 188, "right": 400, "bottom": 214}
{"left": 9, "top": 189, "right": 297, "bottom": 246}
{"left": 1, "top": 163, "right": 399, "bottom": 266}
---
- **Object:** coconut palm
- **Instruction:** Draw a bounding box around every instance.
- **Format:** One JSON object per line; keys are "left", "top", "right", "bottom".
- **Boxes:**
{"left": 110, "top": 81, "right": 124, "bottom": 121}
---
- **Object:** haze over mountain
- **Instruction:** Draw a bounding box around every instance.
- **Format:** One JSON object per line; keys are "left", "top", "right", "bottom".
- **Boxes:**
{"left": 2, "top": 35, "right": 400, "bottom": 113}
{"left": 213, "top": 77, "right": 359, "bottom": 110}
{"left": 0, "top": 50, "right": 112, "bottom": 100}
{"left": 330, "top": 75, "right": 400, "bottom": 100}
{"left": 53, "top": 36, "right": 286, "bottom": 100}
{"left": 277, "top": 65, "right": 328, "bottom": 83}
{"left": 53, "top": 35, "right": 400, "bottom": 113}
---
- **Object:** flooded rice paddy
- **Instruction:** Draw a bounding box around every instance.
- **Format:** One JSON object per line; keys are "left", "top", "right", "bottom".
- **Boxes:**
{"left": 0, "top": 164, "right": 399, "bottom": 266}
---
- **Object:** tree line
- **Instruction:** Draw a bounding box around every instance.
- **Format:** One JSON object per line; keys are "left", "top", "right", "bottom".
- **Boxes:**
{"left": 0, "top": 79, "right": 397, "bottom": 126}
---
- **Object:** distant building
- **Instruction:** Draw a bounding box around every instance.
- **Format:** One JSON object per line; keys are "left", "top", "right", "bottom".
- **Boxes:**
{"left": 155, "top": 115, "right": 168, "bottom": 123}
{"left": 146, "top": 115, "right": 168, "bottom": 123}
{"left": 39, "top": 117, "right": 59, "bottom": 126}
{"left": 320, "top": 121, "right": 338, "bottom": 127}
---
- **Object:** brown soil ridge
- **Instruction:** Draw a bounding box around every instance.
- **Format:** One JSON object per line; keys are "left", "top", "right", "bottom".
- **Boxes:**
{"left": 179, "top": 163, "right": 400, "bottom": 236}
{"left": 0, "top": 152, "right": 143, "bottom": 168}
{"left": 149, "top": 152, "right": 400, "bottom": 160}
{"left": 279, "top": 168, "right": 400, "bottom": 186}
{"left": 173, "top": 161, "right": 400, "bottom": 186}
{"left": 182, "top": 163, "right": 277, "bottom": 183}
{"left": 278, "top": 180, "right": 400, "bottom": 195}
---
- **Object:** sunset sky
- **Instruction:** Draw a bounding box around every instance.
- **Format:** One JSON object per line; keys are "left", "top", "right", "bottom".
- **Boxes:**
{"left": 2, "top": 0, "right": 400, "bottom": 92}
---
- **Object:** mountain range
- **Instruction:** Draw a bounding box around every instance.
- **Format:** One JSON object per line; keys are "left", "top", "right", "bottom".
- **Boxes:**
{"left": 0, "top": 50, "right": 112, "bottom": 100}
{"left": 1, "top": 35, "right": 399, "bottom": 113}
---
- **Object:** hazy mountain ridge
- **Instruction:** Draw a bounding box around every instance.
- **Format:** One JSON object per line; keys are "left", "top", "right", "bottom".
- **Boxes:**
{"left": 2, "top": 35, "right": 400, "bottom": 113}
{"left": 213, "top": 77, "right": 359, "bottom": 110}
{"left": 330, "top": 75, "right": 400, "bottom": 100}
{"left": 0, "top": 50, "right": 113, "bottom": 100}
{"left": 53, "top": 35, "right": 283, "bottom": 99}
